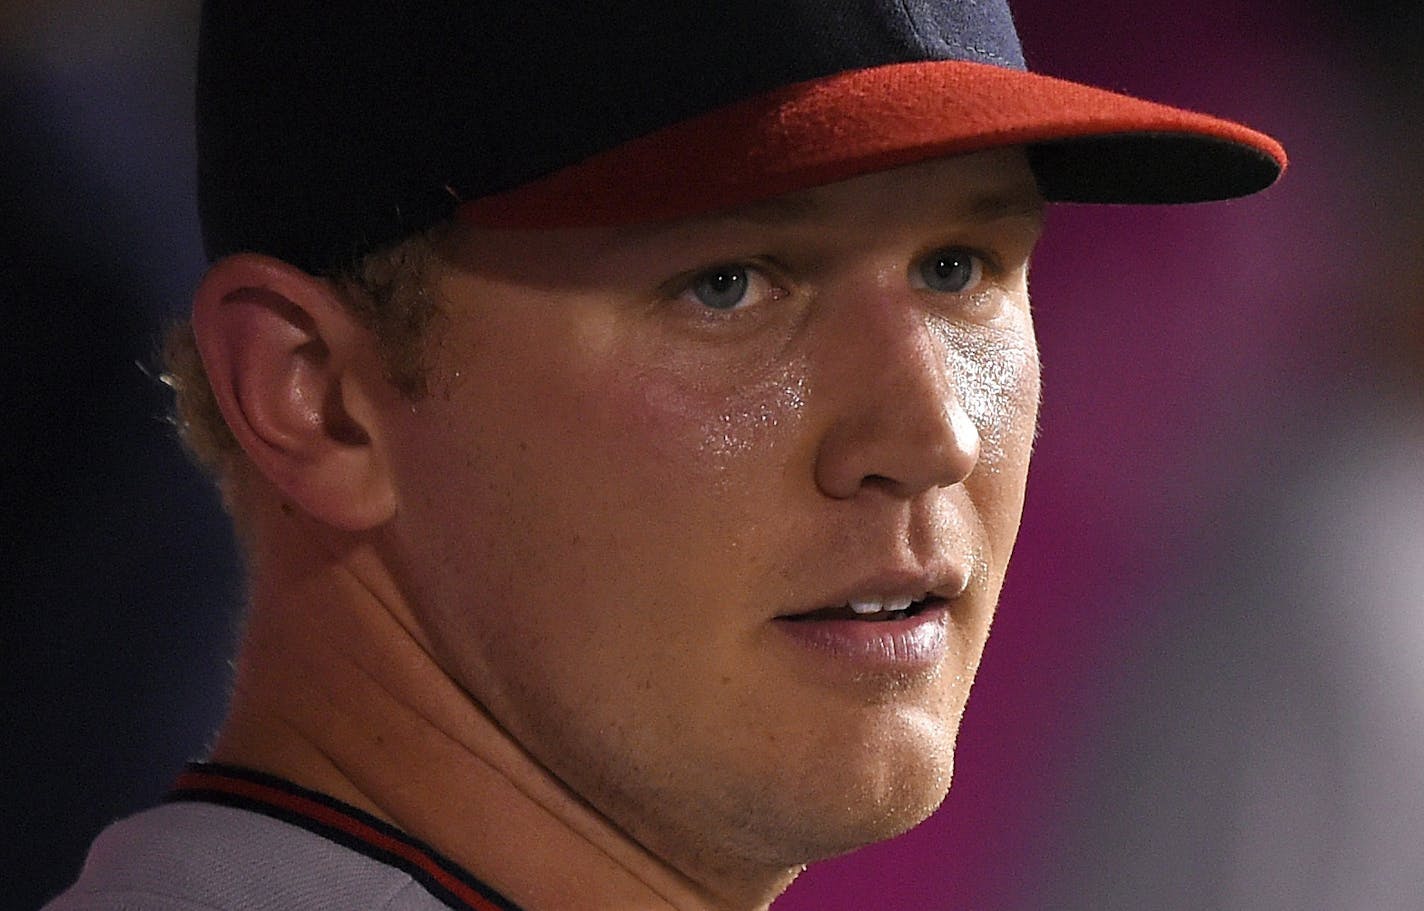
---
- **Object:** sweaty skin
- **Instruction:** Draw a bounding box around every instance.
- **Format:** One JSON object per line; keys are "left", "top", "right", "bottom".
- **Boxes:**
{"left": 211, "top": 149, "right": 1045, "bottom": 911}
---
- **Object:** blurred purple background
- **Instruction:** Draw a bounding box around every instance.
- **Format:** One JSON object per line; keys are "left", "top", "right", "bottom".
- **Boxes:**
{"left": 4, "top": 2, "right": 1420, "bottom": 909}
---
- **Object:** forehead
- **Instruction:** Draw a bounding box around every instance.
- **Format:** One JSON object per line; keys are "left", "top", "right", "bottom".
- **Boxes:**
{"left": 443, "top": 149, "right": 1044, "bottom": 279}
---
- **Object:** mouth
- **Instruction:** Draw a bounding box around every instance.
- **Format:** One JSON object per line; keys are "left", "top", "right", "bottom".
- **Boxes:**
{"left": 771, "top": 581, "right": 961, "bottom": 674}
{"left": 779, "top": 594, "right": 948, "bottom": 624}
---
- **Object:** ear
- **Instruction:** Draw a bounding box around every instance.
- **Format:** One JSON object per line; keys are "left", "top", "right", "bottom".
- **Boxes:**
{"left": 191, "top": 253, "right": 397, "bottom": 531}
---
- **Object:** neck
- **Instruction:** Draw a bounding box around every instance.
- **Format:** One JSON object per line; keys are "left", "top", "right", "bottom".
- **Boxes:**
{"left": 208, "top": 510, "right": 791, "bottom": 911}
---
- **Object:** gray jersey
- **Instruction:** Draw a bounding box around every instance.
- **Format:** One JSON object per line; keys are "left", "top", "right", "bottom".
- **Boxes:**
{"left": 42, "top": 765, "right": 521, "bottom": 911}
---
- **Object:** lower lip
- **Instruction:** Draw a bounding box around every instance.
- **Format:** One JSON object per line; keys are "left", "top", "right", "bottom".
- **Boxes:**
{"left": 772, "top": 605, "right": 949, "bottom": 673}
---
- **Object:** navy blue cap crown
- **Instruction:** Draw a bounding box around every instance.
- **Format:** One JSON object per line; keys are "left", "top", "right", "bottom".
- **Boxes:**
{"left": 197, "top": 1, "right": 1280, "bottom": 274}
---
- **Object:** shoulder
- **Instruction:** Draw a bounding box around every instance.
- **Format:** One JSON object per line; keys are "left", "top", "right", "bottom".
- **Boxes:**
{"left": 43, "top": 801, "right": 446, "bottom": 911}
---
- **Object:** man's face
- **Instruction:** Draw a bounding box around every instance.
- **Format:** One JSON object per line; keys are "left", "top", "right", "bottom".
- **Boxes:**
{"left": 380, "top": 150, "right": 1043, "bottom": 883}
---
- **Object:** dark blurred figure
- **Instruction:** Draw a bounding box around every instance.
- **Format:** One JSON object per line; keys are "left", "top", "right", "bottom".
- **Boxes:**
{"left": 1, "top": 4, "right": 237, "bottom": 909}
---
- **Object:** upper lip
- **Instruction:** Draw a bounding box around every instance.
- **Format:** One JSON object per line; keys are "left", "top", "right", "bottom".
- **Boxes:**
{"left": 778, "top": 566, "right": 970, "bottom": 619}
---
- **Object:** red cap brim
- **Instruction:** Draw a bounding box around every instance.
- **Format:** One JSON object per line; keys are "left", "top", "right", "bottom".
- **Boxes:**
{"left": 459, "top": 60, "right": 1286, "bottom": 228}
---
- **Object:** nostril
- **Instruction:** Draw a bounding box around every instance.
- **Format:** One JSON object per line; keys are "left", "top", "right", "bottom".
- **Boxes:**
{"left": 814, "top": 411, "right": 980, "bottom": 499}
{"left": 858, "top": 474, "right": 900, "bottom": 497}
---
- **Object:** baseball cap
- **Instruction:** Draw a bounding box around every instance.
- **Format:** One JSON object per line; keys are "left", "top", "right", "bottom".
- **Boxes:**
{"left": 197, "top": 1, "right": 1287, "bottom": 275}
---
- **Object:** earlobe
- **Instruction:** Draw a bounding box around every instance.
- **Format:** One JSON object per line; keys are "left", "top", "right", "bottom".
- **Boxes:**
{"left": 191, "top": 254, "right": 397, "bottom": 531}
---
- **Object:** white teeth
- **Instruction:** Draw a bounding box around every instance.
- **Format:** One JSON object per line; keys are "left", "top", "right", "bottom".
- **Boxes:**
{"left": 847, "top": 596, "right": 918, "bottom": 615}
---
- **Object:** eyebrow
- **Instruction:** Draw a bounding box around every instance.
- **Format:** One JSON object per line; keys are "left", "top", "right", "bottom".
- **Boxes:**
{"left": 961, "top": 191, "right": 1047, "bottom": 222}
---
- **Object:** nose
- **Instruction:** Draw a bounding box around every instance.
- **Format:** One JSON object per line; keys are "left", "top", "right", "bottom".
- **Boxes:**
{"left": 813, "top": 298, "right": 981, "bottom": 500}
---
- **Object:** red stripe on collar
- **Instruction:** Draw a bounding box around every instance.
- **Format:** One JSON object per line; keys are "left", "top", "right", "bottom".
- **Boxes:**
{"left": 171, "top": 763, "right": 523, "bottom": 911}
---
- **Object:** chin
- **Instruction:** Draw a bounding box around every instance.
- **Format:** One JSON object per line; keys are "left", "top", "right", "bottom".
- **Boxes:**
{"left": 837, "top": 755, "right": 955, "bottom": 855}
{"left": 752, "top": 730, "right": 960, "bottom": 868}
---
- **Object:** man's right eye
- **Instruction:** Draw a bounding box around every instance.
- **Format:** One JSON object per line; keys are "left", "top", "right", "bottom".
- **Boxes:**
{"left": 690, "top": 266, "right": 750, "bottom": 310}
{"left": 679, "top": 263, "right": 787, "bottom": 312}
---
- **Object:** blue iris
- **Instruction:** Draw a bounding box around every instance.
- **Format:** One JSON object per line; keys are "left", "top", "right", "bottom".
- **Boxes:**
{"left": 918, "top": 248, "right": 980, "bottom": 293}
{"left": 690, "top": 266, "right": 749, "bottom": 310}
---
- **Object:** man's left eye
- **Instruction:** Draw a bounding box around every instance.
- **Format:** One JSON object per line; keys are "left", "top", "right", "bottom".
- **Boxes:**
{"left": 681, "top": 264, "right": 785, "bottom": 311}
{"left": 914, "top": 247, "right": 986, "bottom": 294}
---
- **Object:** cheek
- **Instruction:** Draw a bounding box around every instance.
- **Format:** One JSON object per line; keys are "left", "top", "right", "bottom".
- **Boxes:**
{"left": 937, "top": 321, "right": 1041, "bottom": 473}
{"left": 935, "top": 320, "right": 1040, "bottom": 568}
{"left": 602, "top": 357, "right": 812, "bottom": 491}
